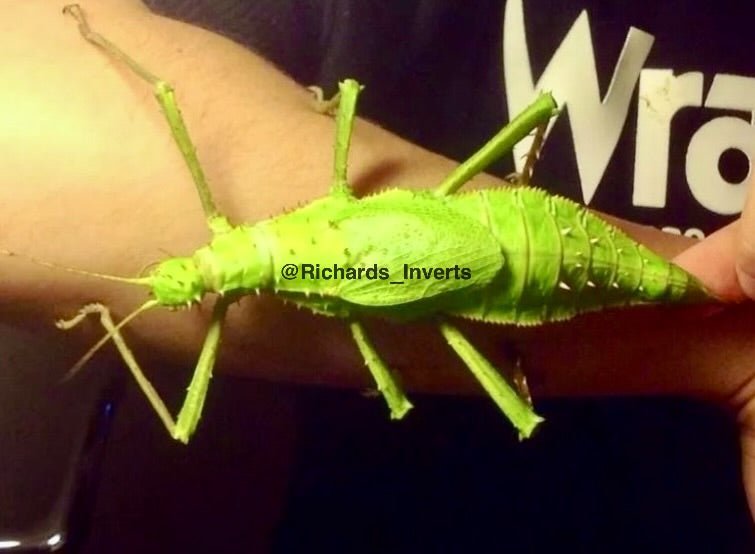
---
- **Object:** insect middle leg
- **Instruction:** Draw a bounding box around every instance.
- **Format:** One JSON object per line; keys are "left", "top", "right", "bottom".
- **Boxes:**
{"left": 63, "top": 4, "right": 229, "bottom": 234}
{"left": 349, "top": 321, "right": 413, "bottom": 419}
{"left": 307, "top": 85, "right": 341, "bottom": 116}
{"left": 329, "top": 79, "right": 362, "bottom": 197}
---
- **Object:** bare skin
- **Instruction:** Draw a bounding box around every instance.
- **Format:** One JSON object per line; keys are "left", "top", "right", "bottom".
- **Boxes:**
{"left": 3, "top": 1, "right": 755, "bottom": 517}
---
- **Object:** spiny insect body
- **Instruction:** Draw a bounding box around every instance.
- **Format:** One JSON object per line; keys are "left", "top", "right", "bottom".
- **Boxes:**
{"left": 168, "top": 186, "right": 705, "bottom": 323}
{"left": 45, "top": 6, "right": 711, "bottom": 444}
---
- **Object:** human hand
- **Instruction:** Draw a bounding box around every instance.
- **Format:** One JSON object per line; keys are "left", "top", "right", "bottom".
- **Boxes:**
{"left": 673, "top": 181, "right": 755, "bottom": 303}
{"left": 673, "top": 179, "right": 755, "bottom": 520}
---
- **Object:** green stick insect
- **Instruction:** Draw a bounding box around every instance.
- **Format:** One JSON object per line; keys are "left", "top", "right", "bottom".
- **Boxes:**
{"left": 30, "top": 5, "right": 711, "bottom": 444}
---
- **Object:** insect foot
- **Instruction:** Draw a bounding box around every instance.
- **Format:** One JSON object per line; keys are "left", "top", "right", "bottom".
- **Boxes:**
{"left": 55, "top": 302, "right": 105, "bottom": 331}
{"left": 307, "top": 85, "right": 341, "bottom": 115}
{"left": 55, "top": 301, "right": 159, "bottom": 380}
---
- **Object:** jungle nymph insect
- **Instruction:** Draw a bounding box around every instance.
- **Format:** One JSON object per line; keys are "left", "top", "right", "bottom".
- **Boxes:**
{"left": 29, "top": 5, "right": 711, "bottom": 443}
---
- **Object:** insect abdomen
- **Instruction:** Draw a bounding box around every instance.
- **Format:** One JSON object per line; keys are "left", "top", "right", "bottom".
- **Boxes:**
{"left": 446, "top": 188, "right": 710, "bottom": 325}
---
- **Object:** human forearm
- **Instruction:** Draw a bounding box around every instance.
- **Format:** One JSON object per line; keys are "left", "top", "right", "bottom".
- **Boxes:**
{"left": 0, "top": 2, "right": 463, "bottom": 323}
{"left": 2, "top": 1, "right": 749, "bottom": 408}
{"left": 0, "top": 0, "right": 509, "bottom": 387}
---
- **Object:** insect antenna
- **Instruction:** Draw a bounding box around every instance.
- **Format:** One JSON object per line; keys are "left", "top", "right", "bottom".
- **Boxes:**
{"left": 57, "top": 299, "right": 160, "bottom": 381}
{"left": 0, "top": 249, "right": 151, "bottom": 286}
{"left": 137, "top": 260, "right": 162, "bottom": 279}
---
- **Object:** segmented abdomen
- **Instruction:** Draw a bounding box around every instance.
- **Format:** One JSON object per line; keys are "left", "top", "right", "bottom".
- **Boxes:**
{"left": 446, "top": 188, "right": 710, "bottom": 325}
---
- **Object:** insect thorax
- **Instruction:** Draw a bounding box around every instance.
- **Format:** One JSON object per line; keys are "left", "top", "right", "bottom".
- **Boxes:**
{"left": 190, "top": 226, "right": 275, "bottom": 298}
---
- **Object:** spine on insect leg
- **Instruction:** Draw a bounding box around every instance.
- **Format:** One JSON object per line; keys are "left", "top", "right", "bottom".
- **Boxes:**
{"left": 445, "top": 188, "right": 711, "bottom": 325}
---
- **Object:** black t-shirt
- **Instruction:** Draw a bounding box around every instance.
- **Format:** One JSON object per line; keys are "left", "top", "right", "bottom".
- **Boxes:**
{"left": 148, "top": 0, "right": 750, "bottom": 236}
{"left": 142, "top": 0, "right": 755, "bottom": 550}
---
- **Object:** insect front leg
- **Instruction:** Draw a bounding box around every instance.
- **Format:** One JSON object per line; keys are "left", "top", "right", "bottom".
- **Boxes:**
{"left": 349, "top": 321, "right": 413, "bottom": 419}
{"left": 62, "top": 5, "right": 230, "bottom": 234}
{"left": 58, "top": 299, "right": 230, "bottom": 444}
{"left": 438, "top": 321, "right": 543, "bottom": 439}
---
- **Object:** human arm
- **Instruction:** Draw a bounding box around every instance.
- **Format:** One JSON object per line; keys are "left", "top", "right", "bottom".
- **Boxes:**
{"left": 3, "top": 1, "right": 755, "bottom": 510}
{"left": 2, "top": 1, "right": 752, "bottom": 395}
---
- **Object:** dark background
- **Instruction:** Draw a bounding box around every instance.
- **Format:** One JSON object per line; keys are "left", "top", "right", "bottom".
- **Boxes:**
{"left": 3, "top": 332, "right": 753, "bottom": 552}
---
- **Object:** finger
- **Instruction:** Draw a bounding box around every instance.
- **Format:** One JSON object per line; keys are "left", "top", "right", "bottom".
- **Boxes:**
{"left": 736, "top": 172, "right": 755, "bottom": 299}
{"left": 673, "top": 220, "right": 746, "bottom": 302}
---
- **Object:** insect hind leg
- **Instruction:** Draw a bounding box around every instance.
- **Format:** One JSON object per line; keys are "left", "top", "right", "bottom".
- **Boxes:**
{"left": 434, "top": 94, "right": 557, "bottom": 197}
{"left": 507, "top": 121, "right": 548, "bottom": 187}
{"left": 438, "top": 320, "right": 542, "bottom": 439}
